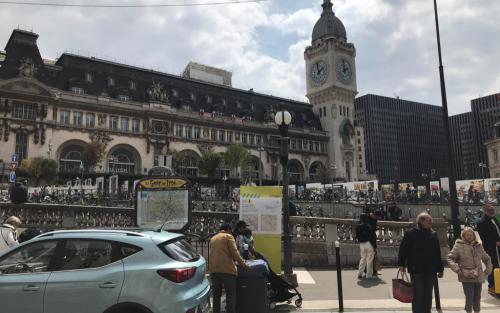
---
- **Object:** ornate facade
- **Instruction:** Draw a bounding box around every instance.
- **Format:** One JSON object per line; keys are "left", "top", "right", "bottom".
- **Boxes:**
{"left": 0, "top": 28, "right": 331, "bottom": 184}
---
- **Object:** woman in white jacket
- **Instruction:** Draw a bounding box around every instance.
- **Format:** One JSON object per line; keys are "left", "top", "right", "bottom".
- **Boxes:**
{"left": 447, "top": 227, "right": 492, "bottom": 313}
{"left": 0, "top": 216, "right": 21, "bottom": 253}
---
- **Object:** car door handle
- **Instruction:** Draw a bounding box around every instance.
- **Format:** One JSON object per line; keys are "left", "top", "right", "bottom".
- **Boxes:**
{"left": 99, "top": 282, "right": 117, "bottom": 289}
{"left": 23, "top": 285, "right": 40, "bottom": 292}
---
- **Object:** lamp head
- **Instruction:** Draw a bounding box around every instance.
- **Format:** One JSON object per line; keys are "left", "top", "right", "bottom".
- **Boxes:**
{"left": 274, "top": 110, "right": 292, "bottom": 126}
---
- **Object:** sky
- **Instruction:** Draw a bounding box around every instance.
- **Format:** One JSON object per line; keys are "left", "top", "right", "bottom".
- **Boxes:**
{"left": 0, "top": 0, "right": 499, "bottom": 115}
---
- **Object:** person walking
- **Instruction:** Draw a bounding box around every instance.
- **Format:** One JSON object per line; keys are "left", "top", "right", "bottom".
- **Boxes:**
{"left": 476, "top": 204, "right": 500, "bottom": 294}
{"left": 398, "top": 212, "right": 444, "bottom": 313}
{"left": 0, "top": 216, "right": 22, "bottom": 253}
{"left": 209, "top": 223, "right": 250, "bottom": 313}
{"left": 356, "top": 213, "right": 377, "bottom": 279}
{"left": 447, "top": 227, "right": 492, "bottom": 313}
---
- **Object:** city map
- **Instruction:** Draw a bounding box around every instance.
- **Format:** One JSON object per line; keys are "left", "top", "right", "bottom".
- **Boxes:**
{"left": 137, "top": 189, "right": 189, "bottom": 230}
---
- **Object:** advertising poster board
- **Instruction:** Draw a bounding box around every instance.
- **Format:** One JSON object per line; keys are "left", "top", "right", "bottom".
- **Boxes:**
{"left": 135, "top": 178, "right": 191, "bottom": 231}
{"left": 430, "top": 181, "right": 440, "bottom": 197}
{"left": 484, "top": 178, "right": 500, "bottom": 203}
{"left": 417, "top": 186, "right": 427, "bottom": 198}
{"left": 240, "top": 186, "right": 282, "bottom": 273}
{"left": 440, "top": 177, "right": 450, "bottom": 193}
{"left": 381, "top": 184, "right": 395, "bottom": 201}
{"left": 456, "top": 180, "right": 485, "bottom": 202}
{"left": 398, "top": 183, "right": 414, "bottom": 192}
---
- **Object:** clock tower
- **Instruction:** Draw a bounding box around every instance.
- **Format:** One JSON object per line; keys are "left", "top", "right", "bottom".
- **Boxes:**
{"left": 305, "top": 0, "right": 364, "bottom": 182}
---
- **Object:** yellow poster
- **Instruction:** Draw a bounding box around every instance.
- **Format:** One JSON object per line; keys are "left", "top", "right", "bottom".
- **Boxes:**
{"left": 240, "top": 186, "right": 282, "bottom": 273}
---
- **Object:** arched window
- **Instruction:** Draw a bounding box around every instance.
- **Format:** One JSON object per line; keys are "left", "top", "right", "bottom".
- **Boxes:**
{"left": 109, "top": 149, "right": 135, "bottom": 174}
{"left": 309, "top": 162, "right": 325, "bottom": 182}
{"left": 174, "top": 150, "right": 199, "bottom": 177}
{"left": 288, "top": 160, "right": 304, "bottom": 183}
{"left": 59, "top": 144, "right": 83, "bottom": 173}
{"left": 242, "top": 157, "right": 260, "bottom": 180}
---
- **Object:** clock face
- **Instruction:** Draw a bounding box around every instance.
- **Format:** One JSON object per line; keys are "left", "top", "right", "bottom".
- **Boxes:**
{"left": 337, "top": 58, "right": 352, "bottom": 84}
{"left": 311, "top": 61, "right": 329, "bottom": 84}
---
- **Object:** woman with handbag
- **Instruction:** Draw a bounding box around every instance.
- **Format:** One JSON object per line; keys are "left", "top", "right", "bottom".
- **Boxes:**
{"left": 447, "top": 227, "right": 492, "bottom": 313}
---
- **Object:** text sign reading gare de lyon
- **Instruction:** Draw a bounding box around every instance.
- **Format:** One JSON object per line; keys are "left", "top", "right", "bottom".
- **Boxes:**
{"left": 135, "top": 177, "right": 192, "bottom": 232}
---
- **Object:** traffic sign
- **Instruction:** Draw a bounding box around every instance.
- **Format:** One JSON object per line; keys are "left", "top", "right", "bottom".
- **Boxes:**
{"left": 9, "top": 171, "right": 16, "bottom": 183}
{"left": 9, "top": 163, "right": 17, "bottom": 171}
{"left": 11, "top": 154, "right": 18, "bottom": 163}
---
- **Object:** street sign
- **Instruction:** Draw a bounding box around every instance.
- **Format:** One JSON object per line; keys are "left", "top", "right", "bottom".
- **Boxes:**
{"left": 9, "top": 163, "right": 17, "bottom": 171}
{"left": 9, "top": 171, "right": 16, "bottom": 183}
{"left": 11, "top": 154, "right": 18, "bottom": 163}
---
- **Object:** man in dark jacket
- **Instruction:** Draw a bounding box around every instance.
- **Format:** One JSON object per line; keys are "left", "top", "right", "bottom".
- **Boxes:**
{"left": 356, "top": 214, "right": 377, "bottom": 279}
{"left": 477, "top": 204, "right": 500, "bottom": 293}
{"left": 398, "top": 212, "right": 444, "bottom": 313}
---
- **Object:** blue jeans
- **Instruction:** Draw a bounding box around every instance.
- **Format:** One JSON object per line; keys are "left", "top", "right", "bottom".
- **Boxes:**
{"left": 410, "top": 273, "right": 435, "bottom": 313}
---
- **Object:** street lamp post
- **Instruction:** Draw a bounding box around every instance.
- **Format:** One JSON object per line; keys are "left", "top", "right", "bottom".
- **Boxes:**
{"left": 79, "top": 161, "right": 84, "bottom": 204}
{"left": 478, "top": 162, "right": 487, "bottom": 179}
{"left": 433, "top": 0, "right": 461, "bottom": 240}
{"left": 258, "top": 146, "right": 265, "bottom": 186}
{"left": 330, "top": 164, "right": 336, "bottom": 211}
{"left": 275, "top": 109, "right": 294, "bottom": 278}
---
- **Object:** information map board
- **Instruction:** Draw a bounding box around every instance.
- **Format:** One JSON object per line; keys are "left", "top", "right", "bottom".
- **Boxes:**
{"left": 135, "top": 177, "right": 191, "bottom": 232}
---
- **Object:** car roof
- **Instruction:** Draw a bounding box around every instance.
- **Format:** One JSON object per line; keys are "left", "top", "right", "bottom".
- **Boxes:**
{"left": 34, "top": 229, "right": 183, "bottom": 245}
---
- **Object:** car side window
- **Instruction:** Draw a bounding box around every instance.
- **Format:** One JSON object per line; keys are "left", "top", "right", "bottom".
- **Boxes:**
{"left": 59, "top": 240, "right": 113, "bottom": 271}
{"left": 0, "top": 240, "right": 58, "bottom": 274}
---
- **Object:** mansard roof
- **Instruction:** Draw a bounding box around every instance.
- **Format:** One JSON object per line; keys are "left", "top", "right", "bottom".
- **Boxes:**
{"left": 0, "top": 29, "right": 322, "bottom": 131}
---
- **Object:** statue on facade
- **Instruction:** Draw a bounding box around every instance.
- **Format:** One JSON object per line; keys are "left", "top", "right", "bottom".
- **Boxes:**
{"left": 147, "top": 81, "right": 169, "bottom": 103}
{"left": 17, "top": 58, "right": 37, "bottom": 78}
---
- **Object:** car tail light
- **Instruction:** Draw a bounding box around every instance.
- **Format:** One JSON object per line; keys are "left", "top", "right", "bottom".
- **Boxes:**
{"left": 157, "top": 267, "right": 196, "bottom": 283}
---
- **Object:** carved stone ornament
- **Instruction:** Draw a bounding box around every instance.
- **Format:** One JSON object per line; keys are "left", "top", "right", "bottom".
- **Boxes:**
{"left": 89, "top": 131, "right": 113, "bottom": 147}
{"left": 147, "top": 81, "right": 169, "bottom": 103}
{"left": 17, "top": 58, "right": 37, "bottom": 78}
{"left": 98, "top": 114, "right": 107, "bottom": 126}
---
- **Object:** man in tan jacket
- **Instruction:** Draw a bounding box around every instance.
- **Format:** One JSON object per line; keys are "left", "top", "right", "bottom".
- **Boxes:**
{"left": 209, "top": 223, "right": 250, "bottom": 313}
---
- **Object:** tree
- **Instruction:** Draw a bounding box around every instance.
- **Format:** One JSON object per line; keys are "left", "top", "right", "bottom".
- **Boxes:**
{"left": 18, "top": 157, "right": 58, "bottom": 185}
{"left": 198, "top": 146, "right": 222, "bottom": 177}
{"left": 223, "top": 144, "right": 251, "bottom": 178}
{"left": 82, "top": 141, "right": 106, "bottom": 172}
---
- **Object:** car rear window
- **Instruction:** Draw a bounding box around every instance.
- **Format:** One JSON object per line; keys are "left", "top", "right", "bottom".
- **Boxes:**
{"left": 159, "top": 238, "right": 199, "bottom": 262}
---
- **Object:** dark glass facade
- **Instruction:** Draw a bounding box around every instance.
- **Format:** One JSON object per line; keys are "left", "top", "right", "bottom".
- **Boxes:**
{"left": 449, "top": 112, "right": 475, "bottom": 180}
{"left": 354, "top": 94, "right": 448, "bottom": 183}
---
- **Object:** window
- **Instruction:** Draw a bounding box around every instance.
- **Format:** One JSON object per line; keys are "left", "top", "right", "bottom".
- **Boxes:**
{"left": 228, "top": 131, "right": 233, "bottom": 143}
{"left": 159, "top": 238, "right": 199, "bottom": 263}
{"left": 211, "top": 129, "right": 217, "bottom": 141}
{"left": 60, "top": 110, "right": 70, "bottom": 125}
{"left": 121, "top": 117, "right": 129, "bottom": 131}
{"left": 190, "top": 92, "right": 196, "bottom": 101}
{"left": 194, "top": 127, "right": 201, "bottom": 139}
{"left": 495, "top": 150, "right": 499, "bottom": 164}
{"left": 206, "top": 95, "right": 212, "bottom": 104}
{"left": 359, "top": 154, "right": 363, "bottom": 160}
{"left": 219, "top": 130, "right": 225, "bottom": 142}
{"left": 249, "top": 134, "right": 255, "bottom": 145}
{"left": 323, "top": 107, "right": 327, "bottom": 117}
{"left": 110, "top": 116, "right": 118, "bottom": 130}
{"left": 12, "top": 102, "right": 36, "bottom": 120}
{"left": 172, "top": 89, "right": 178, "bottom": 97}
{"left": 175, "top": 125, "right": 183, "bottom": 137}
{"left": 15, "top": 132, "right": 28, "bottom": 162}
{"left": 347, "top": 107, "right": 350, "bottom": 117}
{"left": 298, "top": 140, "right": 303, "bottom": 150}
{"left": 359, "top": 162, "right": 363, "bottom": 168}
{"left": 70, "top": 87, "right": 85, "bottom": 95}
{"left": 291, "top": 139, "right": 296, "bottom": 149}
{"left": 73, "top": 111, "right": 82, "bottom": 126}
{"left": 320, "top": 143, "right": 326, "bottom": 153}
{"left": 309, "top": 141, "right": 313, "bottom": 151}
{"left": 132, "top": 119, "right": 140, "bottom": 133}
{"left": 185, "top": 126, "right": 193, "bottom": 139}
{"left": 118, "top": 95, "right": 130, "bottom": 102}
{"left": 315, "top": 142, "right": 319, "bottom": 152}
{"left": 86, "top": 113, "right": 95, "bottom": 128}
{"left": 85, "top": 73, "right": 93, "bottom": 83}
{"left": 59, "top": 240, "right": 114, "bottom": 270}
{"left": 107, "top": 77, "right": 115, "bottom": 86}
{"left": 319, "top": 109, "right": 322, "bottom": 118}
{"left": 357, "top": 131, "right": 361, "bottom": 136}
{"left": 242, "top": 133, "right": 248, "bottom": 144}
{"left": 256, "top": 135, "right": 262, "bottom": 146}
{"left": 129, "top": 81, "right": 136, "bottom": 90}
{"left": 0, "top": 240, "right": 58, "bottom": 274}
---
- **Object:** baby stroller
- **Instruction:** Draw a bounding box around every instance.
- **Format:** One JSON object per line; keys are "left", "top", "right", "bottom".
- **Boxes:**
{"left": 254, "top": 252, "right": 303, "bottom": 309}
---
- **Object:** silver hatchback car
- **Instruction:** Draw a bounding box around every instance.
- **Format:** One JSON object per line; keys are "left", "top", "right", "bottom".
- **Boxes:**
{"left": 0, "top": 229, "right": 210, "bottom": 313}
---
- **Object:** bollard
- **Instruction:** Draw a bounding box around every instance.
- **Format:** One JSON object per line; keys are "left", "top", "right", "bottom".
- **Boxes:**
{"left": 434, "top": 275, "right": 441, "bottom": 310}
{"left": 335, "top": 241, "right": 344, "bottom": 312}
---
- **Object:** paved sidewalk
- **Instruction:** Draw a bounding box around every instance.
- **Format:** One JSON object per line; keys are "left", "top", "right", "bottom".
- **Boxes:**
{"left": 272, "top": 267, "right": 500, "bottom": 312}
